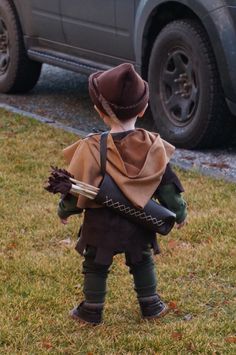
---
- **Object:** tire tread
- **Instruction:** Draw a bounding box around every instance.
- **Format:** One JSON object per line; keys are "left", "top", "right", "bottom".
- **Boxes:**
{"left": 149, "top": 19, "right": 233, "bottom": 148}
{"left": 0, "top": 0, "right": 41, "bottom": 93}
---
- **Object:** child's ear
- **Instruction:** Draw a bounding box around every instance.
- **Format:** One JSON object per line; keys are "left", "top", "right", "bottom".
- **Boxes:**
{"left": 138, "top": 103, "right": 148, "bottom": 118}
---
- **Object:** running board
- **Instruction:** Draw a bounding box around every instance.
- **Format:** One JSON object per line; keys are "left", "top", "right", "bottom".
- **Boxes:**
{"left": 28, "top": 48, "right": 112, "bottom": 75}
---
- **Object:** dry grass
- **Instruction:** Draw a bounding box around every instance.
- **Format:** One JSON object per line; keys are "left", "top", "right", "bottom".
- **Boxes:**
{"left": 0, "top": 109, "right": 235, "bottom": 354}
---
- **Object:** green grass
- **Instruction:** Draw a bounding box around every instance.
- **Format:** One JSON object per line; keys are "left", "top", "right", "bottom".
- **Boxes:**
{"left": 0, "top": 109, "right": 235, "bottom": 354}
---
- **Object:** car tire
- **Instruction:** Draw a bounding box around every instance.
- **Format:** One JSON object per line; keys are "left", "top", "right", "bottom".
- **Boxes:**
{"left": 148, "top": 19, "right": 232, "bottom": 149}
{"left": 0, "top": 0, "right": 42, "bottom": 93}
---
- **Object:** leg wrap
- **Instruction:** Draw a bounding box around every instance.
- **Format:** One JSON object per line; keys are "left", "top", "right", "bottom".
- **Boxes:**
{"left": 126, "top": 248, "right": 157, "bottom": 298}
{"left": 82, "top": 246, "right": 111, "bottom": 303}
{"left": 70, "top": 301, "right": 104, "bottom": 325}
{"left": 138, "top": 294, "right": 168, "bottom": 319}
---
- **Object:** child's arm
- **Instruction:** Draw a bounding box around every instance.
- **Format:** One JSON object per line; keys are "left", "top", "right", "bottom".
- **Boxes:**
{"left": 57, "top": 193, "right": 83, "bottom": 222}
{"left": 155, "top": 184, "right": 187, "bottom": 225}
{"left": 154, "top": 164, "right": 187, "bottom": 226}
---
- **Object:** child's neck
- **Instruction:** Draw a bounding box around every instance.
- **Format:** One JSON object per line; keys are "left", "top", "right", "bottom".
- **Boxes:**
{"left": 109, "top": 118, "right": 136, "bottom": 133}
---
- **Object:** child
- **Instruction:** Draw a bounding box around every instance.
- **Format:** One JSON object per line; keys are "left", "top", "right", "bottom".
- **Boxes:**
{"left": 57, "top": 63, "right": 187, "bottom": 325}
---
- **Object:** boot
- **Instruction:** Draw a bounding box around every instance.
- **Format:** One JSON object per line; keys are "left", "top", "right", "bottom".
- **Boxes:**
{"left": 69, "top": 301, "right": 104, "bottom": 325}
{"left": 138, "top": 294, "right": 168, "bottom": 319}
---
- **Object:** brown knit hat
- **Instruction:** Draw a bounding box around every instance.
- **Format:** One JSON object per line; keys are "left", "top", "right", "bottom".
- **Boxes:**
{"left": 89, "top": 63, "right": 149, "bottom": 121}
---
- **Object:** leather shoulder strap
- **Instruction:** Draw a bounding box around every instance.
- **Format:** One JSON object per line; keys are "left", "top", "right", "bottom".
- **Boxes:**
{"left": 100, "top": 131, "right": 109, "bottom": 177}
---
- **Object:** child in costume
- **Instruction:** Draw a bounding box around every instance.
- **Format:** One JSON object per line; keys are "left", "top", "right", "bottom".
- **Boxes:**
{"left": 57, "top": 63, "right": 187, "bottom": 325}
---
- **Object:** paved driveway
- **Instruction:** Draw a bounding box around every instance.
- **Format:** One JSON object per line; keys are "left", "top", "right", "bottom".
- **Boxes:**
{"left": 0, "top": 64, "right": 235, "bottom": 182}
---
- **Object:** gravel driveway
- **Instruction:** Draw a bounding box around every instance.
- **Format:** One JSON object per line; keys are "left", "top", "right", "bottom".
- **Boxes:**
{"left": 1, "top": 64, "right": 235, "bottom": 183}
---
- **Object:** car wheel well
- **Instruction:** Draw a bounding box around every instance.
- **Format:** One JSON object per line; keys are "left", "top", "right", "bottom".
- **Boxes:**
{"left": 0, "top": 0, "right": 41, "bottom": 93}
{"left": 3, "top": 0, "right": 25, "bottom": 44}
{"left": 142, "top": 3, "right": 205, "bottom": 79}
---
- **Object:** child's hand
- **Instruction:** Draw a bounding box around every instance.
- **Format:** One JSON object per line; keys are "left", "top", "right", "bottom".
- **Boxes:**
{"left": 175, "top": 219, "right": 187, "bottom": 229}
{"left": 60, "top": 218, "right": 68, "bottom": 225}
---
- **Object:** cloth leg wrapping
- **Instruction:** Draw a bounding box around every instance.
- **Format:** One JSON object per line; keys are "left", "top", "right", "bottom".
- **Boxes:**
{"left": 125, "top": 247, "right": 157, "bottom": 298}
{"left": 82, "top": 246, "right": 111, "bottom": 303}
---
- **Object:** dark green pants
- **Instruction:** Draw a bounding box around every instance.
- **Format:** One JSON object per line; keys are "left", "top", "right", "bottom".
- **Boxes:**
{"left": 82, "top": 246, "right": 157, "bottom": 303}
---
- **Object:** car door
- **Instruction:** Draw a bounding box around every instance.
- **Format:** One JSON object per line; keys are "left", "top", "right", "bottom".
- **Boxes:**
{"left": 30, "top": 0, "right": 64, "bottom": 43}
{"left": 60, "top": 0, "right": 117, "bottom": 62}
{"left": 114, "top": 0, "right": 136, "bottom": 61}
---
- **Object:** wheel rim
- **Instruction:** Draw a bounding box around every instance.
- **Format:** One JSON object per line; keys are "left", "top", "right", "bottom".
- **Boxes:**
{"left": 160, "top": 49, "right": 199, "bottom": 126}
{"left": 0, "top": 17, "right": 10, "bottom": 75}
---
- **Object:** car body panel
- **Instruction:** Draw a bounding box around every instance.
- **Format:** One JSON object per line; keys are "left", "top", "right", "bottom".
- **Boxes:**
{"left": 11, "top": 0, "right": 236, "bottom": 115}
{"left": 114, "top": 0, "right": 136, "bottom": 60}
{"left": 203, "top": 6, "right": 236, "bottom": 101}
{"left": 60, "top": 0, "right": 136, "bottom": 63}
{"left": 60, "top": 0, "right": 116, "bottom": 57}
{"left": 13, "top": 0, "right": 65, "bottom": 43}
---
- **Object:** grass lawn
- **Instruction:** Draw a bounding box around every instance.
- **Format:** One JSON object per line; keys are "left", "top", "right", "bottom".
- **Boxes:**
{"left": 0, "top": 109, "right": 235, "bottom": 354}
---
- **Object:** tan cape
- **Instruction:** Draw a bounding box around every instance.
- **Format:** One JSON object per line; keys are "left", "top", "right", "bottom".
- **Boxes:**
{"left": 63, "top": 128, "right": 175, "bottom": 209}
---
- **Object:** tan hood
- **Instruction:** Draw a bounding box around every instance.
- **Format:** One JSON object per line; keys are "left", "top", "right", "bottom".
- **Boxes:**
{"left": 63, "top": 129, "right": 175, "bottom": 209}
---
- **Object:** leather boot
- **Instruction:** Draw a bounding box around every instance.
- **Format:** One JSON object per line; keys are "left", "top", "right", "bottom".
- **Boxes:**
{"left": 138, "top": 294, "right": 168, "bottom": 319}
{"left": 69, "top": 301, "right": 104, "bottom": 325}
